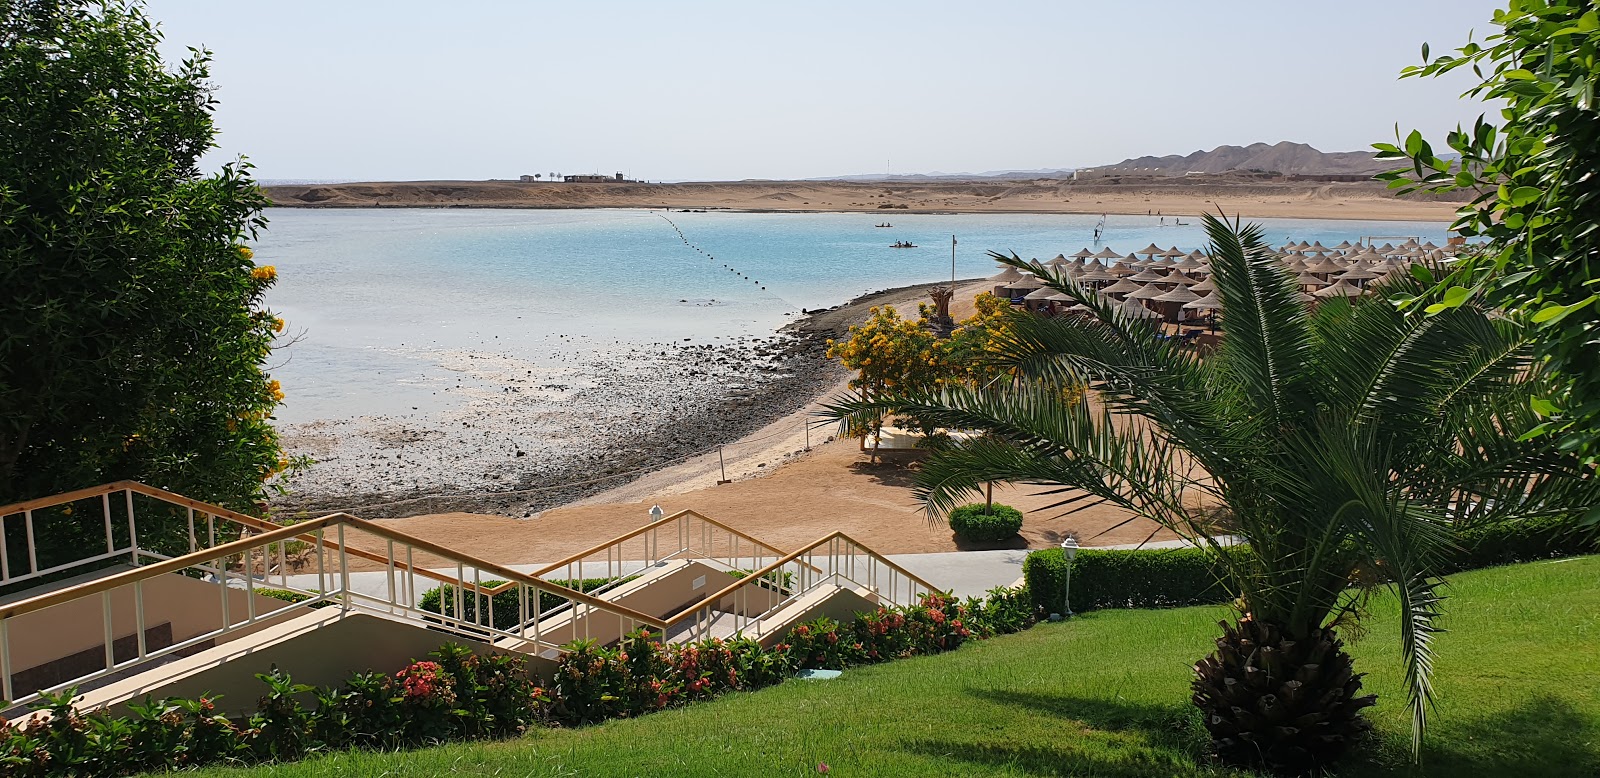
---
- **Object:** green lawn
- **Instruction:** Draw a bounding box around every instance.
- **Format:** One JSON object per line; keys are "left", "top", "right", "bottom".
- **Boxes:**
{"left": 205, "top": 556, "right": 1600, "bottom": 777}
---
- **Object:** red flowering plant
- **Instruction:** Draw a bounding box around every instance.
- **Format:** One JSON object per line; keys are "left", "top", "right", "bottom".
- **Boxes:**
{"left": 619, "top": 629, "right": 682, "bottom": 713}
{"left": 431, "top": 644, "right": 541, "bottom": 739}
{"left": 725, "top": 635, "right": 793, "bottom": 688}
{"left": 549, "top": 639, "right": 630, "bottom": 725}
{"left": 786, "top": 617, "right": 867, "bottom": 670}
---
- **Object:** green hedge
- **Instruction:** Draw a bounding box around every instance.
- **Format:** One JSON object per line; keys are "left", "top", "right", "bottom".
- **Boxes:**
{"left": 1446, "top": 514, "right": 1596, "bottom": 573}
{"left": 1023, "top": 547, "right": 1234, "bottom": 614}
{"left": 420, "top": 577, "right": 629, "bottom": 633}
{"left": 948, "top": 503, "right": 1024, "bottom": 542}
{"left": 1024, "top": 517, "right": 1596, "bottom": 615}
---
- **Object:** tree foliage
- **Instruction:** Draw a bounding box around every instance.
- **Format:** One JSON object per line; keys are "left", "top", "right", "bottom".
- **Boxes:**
{"left": 823, "top": 214, "right": 1598, "bottom": 762}
{"left": 825, "top": 292, "right": 1012, "bottom": 436}
{"left": 1376, "top": 1, "right": 1600, "bottom": 461}
{"left": 0, "top": 0, "right": 287, "bottom": 517}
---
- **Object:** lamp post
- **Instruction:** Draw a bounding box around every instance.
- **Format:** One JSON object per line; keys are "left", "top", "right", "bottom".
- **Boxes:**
{"left": 649, "top": 504, "right": 664, "bottom": 522}
{"left": 1061, "top": 537, "right": 1079, "bottom": 619}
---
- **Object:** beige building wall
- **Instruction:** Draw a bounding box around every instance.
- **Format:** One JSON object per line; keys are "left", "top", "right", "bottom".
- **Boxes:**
{"left": 6, "top": 570, "right": 302, "bottom": 694}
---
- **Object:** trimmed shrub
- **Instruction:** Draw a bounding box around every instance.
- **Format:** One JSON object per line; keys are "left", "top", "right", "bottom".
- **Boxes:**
{"left": 1023, "top": 518, "right": 1594, "bottom": 616}
{"left": 948, "top": 503, "right": 1024, "bottom": 542}
{"left": 419, "top": 577, "right": 631, "bottom": 632}
{"left": 1023, "top": 547, "right": 1235, "bottom": 614}
{"left": 1448, "top": 515, "right": 1597, "bottom": 573}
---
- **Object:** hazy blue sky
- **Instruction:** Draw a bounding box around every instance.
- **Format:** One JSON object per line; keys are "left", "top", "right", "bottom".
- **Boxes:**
{"left": 145, "top": 0, "right": 1502, "bottom": 182}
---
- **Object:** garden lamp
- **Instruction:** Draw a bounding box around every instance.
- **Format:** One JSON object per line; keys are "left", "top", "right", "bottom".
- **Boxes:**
{"left": 649, "top": 504, "right": 665, "bottom": 522}
{"left": 1061, "top": 537, "right": 1079, "bottom": 618}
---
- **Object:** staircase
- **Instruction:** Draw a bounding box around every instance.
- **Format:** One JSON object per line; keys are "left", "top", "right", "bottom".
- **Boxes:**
{"left": 0, "top": 483, "right": 938, "bottom": 719}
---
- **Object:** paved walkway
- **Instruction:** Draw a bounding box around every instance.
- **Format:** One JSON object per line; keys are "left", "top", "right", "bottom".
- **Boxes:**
{"left": 280, "top": 537, "right": 1216, "bottom": 604}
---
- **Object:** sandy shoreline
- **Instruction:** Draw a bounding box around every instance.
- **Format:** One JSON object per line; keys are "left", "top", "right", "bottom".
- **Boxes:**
{"left": 264, "top": 176, "right": 1465, "bottom": 223}
{"left": 269, "top": 279, "right": 963, "bottom": 520}
{"left": 320, "top": 278, "right": 1181, "bottom": 565}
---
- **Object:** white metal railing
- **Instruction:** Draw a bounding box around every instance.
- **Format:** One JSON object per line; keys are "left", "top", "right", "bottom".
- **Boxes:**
{"left": 662, "top": 531, "right": 940, "bottom": 643}
{"left": 0, "top": 512, "right": 665, "bottom": 711}
{"left": 529, "top": 508, "right": 804, "bottom": 598}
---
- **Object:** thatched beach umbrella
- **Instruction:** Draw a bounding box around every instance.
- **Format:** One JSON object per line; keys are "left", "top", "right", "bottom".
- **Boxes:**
{"left": 1184, "top": 291, "right": 1223, "bottom": 311}
{"left": 1314, "top": 279, "right": 1366, "bottom": 298}
{"left": 1162, "top": 246, "right": 1184, "bottom": 257}
{"left": 1336, "top": 266, "right": 1381, "bottom": 281}
{"left": 1072, "top": 247, "right": 1095, "bottom": 259}
{"left": 1189, "top": 277, "right": 1217, "bottom": 293}
{"left": 988, "top": 266, "right": 1025, "bottom": 283}
{"left": 1100, "top": 278, "right": 1144, "bottom": 297}
{"left": 1174, "top": 255, "right": 1205, "bottom": 270}
{"left": 1333, "top": 240, "right": 1353, "bottom": 250}
{"left": 1307, "top": 255, "right": 1345, "bottom": 275}
{"left": 1154, "top": 285, "right": 1201, "bottom": 304}
{"left": 1077, "top": 264, "right": 1115, "bottom": 284}
{"left": 1127, "top": 283, "right": 1167, "bottom": 300}
{"left": 1138, "top": 243, "right": 1164, "bottom": 257}
{"left": 1295, "top": 271, "right": 1329, "bottom": 288}
{"left": 1127, "top": 268, "right": 1169, "bottom": 283}
{"left": 1093, "top": 247, "right": 1121, "bottom": 260}
{"left": 1008, "top": 273, "right": 1045, "bottom": 291}
{"left": 1117, "top": 297, "right": 1161, "bottom": 319}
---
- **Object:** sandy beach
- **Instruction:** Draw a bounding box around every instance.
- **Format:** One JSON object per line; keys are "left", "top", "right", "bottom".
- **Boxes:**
{"left": 270, "top": 280, "right": 963, "bottom": 521}
{"left": 265, "top": 175, "right": 1466, "bottom": 222}
{"left": 318, "top": 278, "right": 1179, "bottom": 568}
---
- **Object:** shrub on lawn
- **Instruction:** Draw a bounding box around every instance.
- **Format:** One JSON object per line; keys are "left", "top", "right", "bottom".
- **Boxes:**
{"left": 1023, "top": 547, "right": 1235, "bottom": 615}
{"left": 948, "top": 503, "right": 1024, "bottom": 542}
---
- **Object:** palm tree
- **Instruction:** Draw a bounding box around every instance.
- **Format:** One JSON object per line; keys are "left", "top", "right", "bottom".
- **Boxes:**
{"left": 823, "top": 214, "right": 1596, "bottom": 775}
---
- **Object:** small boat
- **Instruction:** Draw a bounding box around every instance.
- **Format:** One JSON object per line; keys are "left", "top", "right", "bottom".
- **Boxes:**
{"left": 875, "top": 222, "right": 893, "bottom": 228}
{"left": 890, "top": 241, "right": 917, "bottom": 248}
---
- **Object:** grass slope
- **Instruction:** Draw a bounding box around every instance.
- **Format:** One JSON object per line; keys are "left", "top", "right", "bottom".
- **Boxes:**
{"left": 205, "top": 556, "right": 1600, "bottom": 777}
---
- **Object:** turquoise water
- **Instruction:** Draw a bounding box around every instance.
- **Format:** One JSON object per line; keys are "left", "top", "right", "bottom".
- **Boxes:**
{"left": 258, "top": 208, "right": 1452, "bottom": 423}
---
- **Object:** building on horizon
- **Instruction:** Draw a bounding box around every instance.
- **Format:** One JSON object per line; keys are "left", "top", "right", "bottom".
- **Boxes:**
{"left": 562, "top": 172, "right": 634, "bottom": 184}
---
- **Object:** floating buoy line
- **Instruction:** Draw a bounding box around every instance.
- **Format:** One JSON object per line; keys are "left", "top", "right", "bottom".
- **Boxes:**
{"left": 656, "top": 212, "right": 802, "bottom": 311}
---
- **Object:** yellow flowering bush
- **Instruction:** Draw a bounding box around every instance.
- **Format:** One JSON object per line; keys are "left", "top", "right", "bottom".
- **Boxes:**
{"left": 826, "top": 294, "right": 1024, "bottom": 437}
{"left": 251, "top": 264, "right": 276, "bottom": 282}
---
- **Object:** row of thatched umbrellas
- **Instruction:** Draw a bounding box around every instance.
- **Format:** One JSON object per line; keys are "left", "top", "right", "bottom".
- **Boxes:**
{"left": 989, "top": 238, "right": 1453, "bottom": 322}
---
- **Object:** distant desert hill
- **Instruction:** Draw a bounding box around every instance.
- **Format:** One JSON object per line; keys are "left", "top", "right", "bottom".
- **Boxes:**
{"left": 1098, "top": 141, "right": 1392, "bottom": 177}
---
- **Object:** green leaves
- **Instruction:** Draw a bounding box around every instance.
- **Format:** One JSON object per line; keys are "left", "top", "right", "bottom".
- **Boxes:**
{"left": 1530, "top": 295, "right": 1596, "bottom": 324}
{"left": 1381, "top": 0, "right": 1600, "bottom": 461}
{"left": 1423, "top": 286, "right": 1474, "bottom": 314}
{"left": 0, "top": 1, "right": 280, "bottom": 521}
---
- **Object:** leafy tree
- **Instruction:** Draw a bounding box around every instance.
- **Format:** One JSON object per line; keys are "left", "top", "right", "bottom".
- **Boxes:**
{"left": 825, "top": 215, "right": 1597, "bottom": 774}
{"left": 826, "top": 292, "right": 1013, "bottom": 442}
{"left": 1376, "top": 1, "right": 1600, "bottom": 462}
{"left": 0, "top": 1, "right": 287, "bottom": 533}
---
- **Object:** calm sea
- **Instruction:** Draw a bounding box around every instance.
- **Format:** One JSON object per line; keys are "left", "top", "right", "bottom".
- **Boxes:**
{"left": 258, "top": 208, "right": 1453, "bottom": 424}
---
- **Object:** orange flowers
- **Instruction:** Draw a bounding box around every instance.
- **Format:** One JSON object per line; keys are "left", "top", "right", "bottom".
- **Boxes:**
{"left": 266, "top": 379, "right": 284, "bottom": 403}
{"left": 251, "top": 265, "right": 277, "bottom": 282}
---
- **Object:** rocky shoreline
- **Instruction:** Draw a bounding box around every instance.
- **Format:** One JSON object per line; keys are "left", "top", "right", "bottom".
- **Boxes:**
{"left": 269, "top": 280, "right": 959, "bottom": 520}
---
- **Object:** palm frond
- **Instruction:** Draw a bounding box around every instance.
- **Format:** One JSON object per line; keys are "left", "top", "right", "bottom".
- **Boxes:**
{"left": 1201, "top": 213, "right": 1316, "bottom": 426}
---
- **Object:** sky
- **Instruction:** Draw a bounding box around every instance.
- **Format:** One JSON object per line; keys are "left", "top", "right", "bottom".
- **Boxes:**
{"left": 144, "top": 0, "right": 1504, "bottom": 182}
